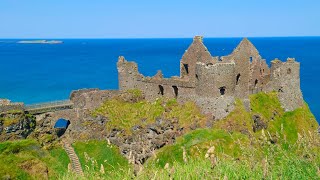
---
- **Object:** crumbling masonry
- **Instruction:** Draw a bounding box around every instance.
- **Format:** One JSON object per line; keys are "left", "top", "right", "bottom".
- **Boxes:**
{"left": 118, "top": 36, "right": 304, "bottom": 119}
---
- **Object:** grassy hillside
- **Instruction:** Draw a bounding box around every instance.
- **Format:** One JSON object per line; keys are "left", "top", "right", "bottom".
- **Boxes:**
{"left": 92, "top": 95, "right": 207, "bottom": 135}
{"left": 141, "top": 92, "right": 319, "bottom": 179}
{"left": 1, "top": 91, "right": 319, "bottom": 179}
{"left": 72, "top": 140, "right": 132, "bottom": 179}
{"left": 0, "top": 139, "right": 69, "bottom": 179}
{"left": 63, "top": 91, "right": 319, "bottom": 179}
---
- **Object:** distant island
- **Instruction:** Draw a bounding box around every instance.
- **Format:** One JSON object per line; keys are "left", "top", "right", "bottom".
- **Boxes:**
{"left": 17, "top": 40, "right": 63, "bottom": 44}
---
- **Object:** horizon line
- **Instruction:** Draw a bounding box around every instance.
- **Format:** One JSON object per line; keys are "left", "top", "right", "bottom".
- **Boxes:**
{"left": 1, "top": 35, "right": 320, "bottom": 40}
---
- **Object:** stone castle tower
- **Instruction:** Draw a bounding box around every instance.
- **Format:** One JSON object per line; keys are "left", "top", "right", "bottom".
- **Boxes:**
{"left": 117, "top": 36, "right": 304, "bottom": 119}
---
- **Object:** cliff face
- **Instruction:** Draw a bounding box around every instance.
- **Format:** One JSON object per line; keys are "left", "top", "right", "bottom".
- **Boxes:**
{"left": 0, "top": 112, "right": 36, "bottom": 141}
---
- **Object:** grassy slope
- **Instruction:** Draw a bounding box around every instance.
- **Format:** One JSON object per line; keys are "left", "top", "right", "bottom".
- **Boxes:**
{"left": 0, "top": 139, "right": 70, "bottom": 179}
{"left": 72, "top": 91, "right": 319, "bottom": 179}
{"left": 251, "top": 92, "right": 318, "bottom": 144}
{"left": 142, "top": 92, "right": 319, "bottom": 179}
{"left": 92, "top": 97, "right": 207, "bottom": 135}
{"left": 72, "top": 140, "right": 132, "bottom": 178}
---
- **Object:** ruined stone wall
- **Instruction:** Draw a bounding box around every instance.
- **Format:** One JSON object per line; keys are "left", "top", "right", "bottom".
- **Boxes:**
{"left": 117, "top": 56, "right": 144, "bottom": 91}
{"left": 250, "top": 59, "right": 271, "bottom": 94}
{"left": 0, "top": 103, "right": 25, "bottom": 114}
{"left": 228, "top": 38, "right": 261, "bottom": 99}
{"left": 195, "top": 62, "right": 235, "bottom": 97}
{"left": 180, "top": 36, "right": 214, "bottom": 81}
{"left": 136, "top": 76, "right": 195, "bottom": 102}
{"left": 265, "top": 58, "right": 304, "bottom": 111}
{"left": 194, "top": 96, "right": 235, "bottom": 120}
{"left": 70, "top": 89, "right": 120, "bottom": 110}
{"left": 116, "top": 36, "right": 305, "bottom": 119}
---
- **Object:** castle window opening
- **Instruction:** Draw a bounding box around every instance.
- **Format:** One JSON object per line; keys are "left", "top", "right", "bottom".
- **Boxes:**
{"left": 196, "top": 74, "right": 199, "bottom": 80}
{"left": 236, "top": 73, "right": 241, "bottom": 85}
{"left": 183, "top": 64, "right": 189, "bottom": 74}
{"left": 172, "top": 86, "right": 178, "bottom": 98}
{"left": 219, "top": 86, "right": 226, "bottom": 96}
{"left": 287, "top": 68, "right": 291, "bottom": 74}
{"left": 250, "top": 57, "right": 253, "bottom": 62}
{"left": 158, "top": 85, "right": 164, "bottom": 95}
{"left": 254, "top": 79, "right": 258, "bottom": 87}
{"left": 278, "top": 87, "right": 284, "bottom": 93}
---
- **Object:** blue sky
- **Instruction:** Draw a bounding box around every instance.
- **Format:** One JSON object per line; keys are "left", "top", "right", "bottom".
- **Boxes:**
{"left": 0, "top": 0, "right": 319, "bottom": 38}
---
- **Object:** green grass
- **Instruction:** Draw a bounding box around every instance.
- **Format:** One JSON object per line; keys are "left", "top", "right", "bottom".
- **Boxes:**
{"left": 250, "top": 91, "right": 284, "bottom": 120}
{"left": 126, "top": 89, "right": 143, "bottom": 100}
{"left": 0, "top": 139, "right": 70, "bottom": 179}
{"left": 214, "top": 99, "right": 253, "bottom": 134}
{"left": 139, "top": 154, "right": 320, "bottom": 180}
{"left": 149, "top": 129, "right": 248, "bottom": 167}
{"left": 92, "top": 97, "right": 206, "bottom": 135}
{"left": 72, "top": 140, "right": 131, "bottom": 178}
{"left": 250, "top": 92, "right": 318, "bottom": 143}
{"left": 47, "top": 147, "right": 70, "bottom": 177}
{"left": 63, "top": 128, "right": 320, "bottom": 179}
{"left": 0, "top": 116, "right": 20, "bottom": 126}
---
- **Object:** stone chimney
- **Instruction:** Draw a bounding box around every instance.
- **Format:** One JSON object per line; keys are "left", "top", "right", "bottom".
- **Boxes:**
{"left": 193, "top": 36, "right": 203, "bottom": 43}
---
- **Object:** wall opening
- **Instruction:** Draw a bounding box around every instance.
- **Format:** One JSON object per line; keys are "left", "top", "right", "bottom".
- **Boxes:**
{"left": 158, "top": 85, "right": 164, "bottom": 95}
{"left": 250, "top": 57, "right": 253, "bottom": 62}
{"left": 207, "top": 63, "right": 213, "bottom": 66}
{"left": 196, "top": 74, "right": 199, "bottom": 80}
{"left": 172, "top": 86, "right": 178, "bottom": 98}
{"left": 254, "top": 79, "right": 258, "bottom": 87}
{"left": 236, "top": 73, "right": 241, "bottom": 85}
{"left": 278, "top": 87, "right": 284, "bottom": 93}
{"left": 287, "top": 68, "right": 291, "bottom": 74}
{"left": 219, "top": 86, "right": 226, "bottom": 96}
{"left": 183, "top": 64, "right": 189, "bottom": 74}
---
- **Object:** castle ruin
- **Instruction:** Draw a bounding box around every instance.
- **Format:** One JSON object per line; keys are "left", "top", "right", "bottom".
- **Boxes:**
{"left": 117, "top": 36, "right": 304, "bottom": 119}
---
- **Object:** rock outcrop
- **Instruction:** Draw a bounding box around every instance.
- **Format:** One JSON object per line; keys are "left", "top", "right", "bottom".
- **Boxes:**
{"left": 0, "top": 112, "right": 36, "bottom": 141}
{"left": 108, "top": 118, "right": 182, "bottom": 165}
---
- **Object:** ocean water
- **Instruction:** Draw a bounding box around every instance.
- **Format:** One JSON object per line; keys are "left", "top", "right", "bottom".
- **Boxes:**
{"left": 0, "top": 37, "right": 319, "bottom": 121}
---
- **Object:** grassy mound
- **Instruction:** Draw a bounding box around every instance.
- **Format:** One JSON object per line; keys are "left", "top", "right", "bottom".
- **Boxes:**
{"left": 92, "top": 92, "right": 207, "bottom": 134}
{"left": 151, "top": 129, "right": 248, "bottom": 167}
{"left": 142, "top": 92, "right": 319, "bottom": 179}
{"left": 142, "top": 128, "right": 320, "bottom": 179}
{"left": 72, "top": 140, "right": 132, "bottom": 178}
{"left": 0, "top": 139, "right": 69, "bottom": 179}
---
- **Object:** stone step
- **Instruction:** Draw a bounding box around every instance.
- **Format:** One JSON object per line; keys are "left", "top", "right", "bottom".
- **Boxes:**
{"left": 62, "top": 139, "right": 84, "bottom": 176}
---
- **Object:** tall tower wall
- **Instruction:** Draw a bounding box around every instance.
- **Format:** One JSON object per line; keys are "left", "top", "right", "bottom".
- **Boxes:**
{"left": 268, "top": 58, "right": 304, "bottom": 111}
{"left": 195, "top": 62, "right": 235, "bottom": 98}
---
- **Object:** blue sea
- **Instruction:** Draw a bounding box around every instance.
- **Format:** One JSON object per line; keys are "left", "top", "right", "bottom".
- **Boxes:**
{"left": 0, "top": 38, "right": 319, "bottom": 121}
